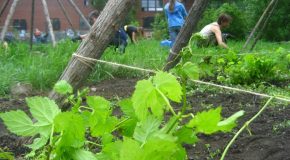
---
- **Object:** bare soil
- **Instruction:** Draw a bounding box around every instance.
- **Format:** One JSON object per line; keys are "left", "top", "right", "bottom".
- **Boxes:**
{"left": 0, "top": 78, "right": 289, "bottom": 160}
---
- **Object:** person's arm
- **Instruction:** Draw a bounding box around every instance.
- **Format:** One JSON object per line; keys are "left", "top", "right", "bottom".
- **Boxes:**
{"left": 212, "top": 26, "right": 228, "bottom": 49}
{"left": 132, "top": 32, "right": 137, "bottom": 44}
{"left": 181, "top": 4, "right": 188, "bottom": 18}
{"left": 79, "top": 34, "right": 87, "bottom": 39}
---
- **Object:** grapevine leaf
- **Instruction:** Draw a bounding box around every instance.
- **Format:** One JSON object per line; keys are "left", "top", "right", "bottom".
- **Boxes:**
{"left": 0, "top": 110, "right": 36, "bottom": 136}
{"left": 26, "top": 97, "right": 61, "bottom": 124}
{"left": 142, "top": 137, "right": 186, "bottom": 160}
{"left": 133, "top": 116, "right": 161, "bottom": 144}
{"left": 132, "top": 80, "right": 165, "bottom": 120}
{"left": 218, "top": 110, "right": 245, "bottom": 132}
{"left": 53, "top": 80, "right": 73, "bottom": 95}
{"left": 153, "top": 71, "right": 182, "bottom": 102}
{"left": 72, "top": 149, "right": 97, "bottom": 160}
{"left": 101, "top": 133, "right": 114, "bottom": 145}
{"left": 25, "top": 135, "right": 49, "bottom": 157}
{"left": 120, "top": 138, "right": 142, "bottom": 160}
{"left": 0, "top": 152, "right": 14, "bottom": 160}
{"left": 174, "top": 126, "right": 198, "bottom": 145}
{"left": 96, "top": 141, "right": 123, "bottom": 160}
{"left": 87, "top": 96, "right": 111, "bottom": 122}
{"left": 90, "top": 116, "right": 118, "bottom": 137}
{"left": 187, "top": 107, "right": 222, "bottom": 134}
{"left": 182, "top": 62, "right": 200, "bottom": 80}
{"left": 54, "top": 112, "right": 85, "bottom": 148}
{"left": 118, "top": 98, "right": 136, "bottom": 118}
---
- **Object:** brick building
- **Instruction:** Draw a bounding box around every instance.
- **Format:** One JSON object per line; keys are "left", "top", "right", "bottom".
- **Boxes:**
{"left": 0, "top": 0, "right": 194, "bottom": 33}
{"left": 0, "top": 0, "right": 93, "bottom": 32}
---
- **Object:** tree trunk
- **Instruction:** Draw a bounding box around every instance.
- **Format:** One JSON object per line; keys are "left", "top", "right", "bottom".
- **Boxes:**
{"left": 242, "top": 0, "right": 277, "bottom": 51}
{"left": 249, "top": 0, "right": 279, "bottom": 51}
{"left": 0, "top": 0, "right": 19, "bottom": 42}
{"left": 68, "top": 0, "right": 91, "bottom": 29}
{"left": 41, "top": 0, "right": 56, "bottom": 47}
{"left": 163, "top": 0, "right": 210, "bottom": 71}
{"left": 57, "top": 0, "right": 75, "bottom": 31}
{"left": 0, "top": 0, "right": 10, "bottom": 18}
{"left": 49, "top": 0, "right": 136, "bottom": 103}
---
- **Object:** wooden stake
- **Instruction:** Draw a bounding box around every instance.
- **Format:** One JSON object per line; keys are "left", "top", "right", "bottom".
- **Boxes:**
{"left": 41, "top": 0, "right": 56, "bottom": 47}
{"left": 242, "top": 0, "right": 277, "bottom": 51}
{"left": 0, "top": 0, "right": 10, "bottom": 18}
{"left": 68, "top": 0, "right": 91, "bottom": 28}
{"left": 49, "top": 0, "right": 136, "bottom": 103}
{"left": 163, "top": 0, "right": 210, "bottom": 71}
{"left": 0, "top": 0, "right": 19, "bottom": 42}
{"left": 56, "top": 0, "right": 75, "bottom": 31}
{"left": 249, "top": 0, "right": 279, "bottom": 51}
{"left": 30, "top": 0, "right": 35, "bottom": 50}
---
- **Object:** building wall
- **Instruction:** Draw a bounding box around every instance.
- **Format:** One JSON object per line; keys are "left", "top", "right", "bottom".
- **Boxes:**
{"left": 0, "top": 0, "right": 93, "bottom": 32}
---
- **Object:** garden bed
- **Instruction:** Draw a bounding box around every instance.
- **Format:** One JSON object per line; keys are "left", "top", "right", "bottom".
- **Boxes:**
{"left": 0, "top": 78, "right": 289, "bottom": 160}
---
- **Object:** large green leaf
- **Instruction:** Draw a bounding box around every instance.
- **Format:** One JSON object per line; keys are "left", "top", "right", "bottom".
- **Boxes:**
{"left": 0, "top": 110, "right": 36, "bottom": 136}
{"left": 133, "top": 116, "right": 161, "bottom": 144}
{"left": 53, "top": 80, "right": 73, "bottom": 95}
{"left": 72, "top": 149, "right": 97, "bottom": 160}
{"left": 218, "top": 110, "right": 245, "bottom": 132}
{"left": 26, "top": 97, "right": 61, "bottom": 124}
{"left": 182, "top": 62, "right": 200, "bottom": 80}
{"left": 120, "top": 138, "right": 142, "bottom": 160}
{"left": 90, "top": 116, "right": 118, "bottom": 137}
{"left": 174, "top": 126, "right": 198, "bottom": 145}
{"left": 132, "top": 80, "right": 165, "bottom": 120}
{"left": 54, "top": 112, "right": 85, "bottom": 148}
{"left": 25, "top": 135, "right": 49, "bottom": 157}
{"left": 187, "top": 107, "right": 222, "bottom": 134}
{"left": 153, "top": 71, "right": 182, "bottom": 102}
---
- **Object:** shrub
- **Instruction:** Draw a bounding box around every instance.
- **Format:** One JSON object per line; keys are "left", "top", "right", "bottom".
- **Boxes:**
{"left": 152, "top": 13, "right": 169, "bottom": 40}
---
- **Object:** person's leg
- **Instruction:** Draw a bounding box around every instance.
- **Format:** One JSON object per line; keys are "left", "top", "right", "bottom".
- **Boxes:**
{"left": 118, "top": 40, "right": 127, "bottom": 54}
{"left": 169, "top": 27, "right": 178, "bottom": 44}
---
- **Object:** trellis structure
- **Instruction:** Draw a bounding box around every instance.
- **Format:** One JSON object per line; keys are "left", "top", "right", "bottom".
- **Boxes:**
{"left": 0, "top": 0, "right": 91, "bottom": 48}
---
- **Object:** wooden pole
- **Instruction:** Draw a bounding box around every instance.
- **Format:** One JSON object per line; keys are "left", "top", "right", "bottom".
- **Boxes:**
{"left": 0, "top": 0, "right": 10, "bottom": 18}
{"left": 56, "top": 0, "right": 75, "bottom": 31}
{"left": 41, "top": 0, "right": 56, "bottom": 47}
{"left": 30, "top": 0, "right": 35, "bottom": 50}
{"left": 68, "top": 0, "right": 91, "bottom": 28}
{"left": 163, "top": 0, "right": 210, "bottom": 71}
{"left": 249, "top": 0, "right": 279, "bottom": 51}
{"left": 49, "top": 0, "right": 136, "bottom": 103}
{"left": 0, "top": 0, "right": 19, "bottom": 42}
{"left": 241, "top": 0, "right": 277, "bottom": 51}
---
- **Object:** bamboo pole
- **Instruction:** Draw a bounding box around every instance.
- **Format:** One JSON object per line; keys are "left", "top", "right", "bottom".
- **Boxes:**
{"left": 0, "top": 0, "right": 10, "bottom": 18}
{"left": 30, "top": 0, "right": 35, "bottom": 50}
{"left": 249, "top": 0, "right": 279, "bottom": 51}
{"left": 56, "top": 0, "right": 75, "bottom": 31}
{"left": 0, "top": 0, "right": 19, "bottom": 42}
{"left": 241, "top": 0, "right": 277, "bottom": 51}
{"left": 40, "top": 0, "right": 56, "bottom": 47}
{"left": 68, "top": 0, "right": 91, "bottom": 28}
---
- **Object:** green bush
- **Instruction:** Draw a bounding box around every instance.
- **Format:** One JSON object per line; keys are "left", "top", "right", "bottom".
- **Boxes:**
{"left": 152, "top": 13, "right": 169, "bottom": 40}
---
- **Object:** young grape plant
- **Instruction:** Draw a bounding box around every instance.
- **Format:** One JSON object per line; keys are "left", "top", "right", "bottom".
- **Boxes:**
{"left": 0, "top": 69, "right": 244, "bottom": 159}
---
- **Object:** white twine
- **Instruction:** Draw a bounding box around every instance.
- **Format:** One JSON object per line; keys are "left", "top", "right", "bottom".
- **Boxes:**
{"left": 72, "top": 53, "right": 290, "bottom": 102}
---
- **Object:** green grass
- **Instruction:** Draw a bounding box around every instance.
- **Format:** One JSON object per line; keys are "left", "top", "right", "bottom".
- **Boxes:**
{"left": 0, "top": 39, "right": 289, "bottom": 96}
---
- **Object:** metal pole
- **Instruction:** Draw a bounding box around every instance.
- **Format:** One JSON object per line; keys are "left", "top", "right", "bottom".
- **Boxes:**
{"left": 68, "top": 0, "right": 91, "bottom": 28}
{"left": 56, "top": 0, "right": 75, "bottom": 31}
{"left": 41, "top": 0, "right": 56, "bottom": 47}
{"left": 30, "top": 0, "right": 35, "bottom": 50}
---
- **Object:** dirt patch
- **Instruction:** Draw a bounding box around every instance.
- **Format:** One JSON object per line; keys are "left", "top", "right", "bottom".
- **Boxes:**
{"left": 0, "top": 78, "right": 289, "bottom": 160}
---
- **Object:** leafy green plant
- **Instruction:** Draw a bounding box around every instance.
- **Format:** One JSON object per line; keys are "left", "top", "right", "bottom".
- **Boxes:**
{"left": 1, "top": 71, "right": 244, "bottom": 159}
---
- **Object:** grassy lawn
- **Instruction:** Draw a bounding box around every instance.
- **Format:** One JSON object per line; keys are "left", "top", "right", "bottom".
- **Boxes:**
{"left": 0, "top": 39, "right": 289, "bottom": 96}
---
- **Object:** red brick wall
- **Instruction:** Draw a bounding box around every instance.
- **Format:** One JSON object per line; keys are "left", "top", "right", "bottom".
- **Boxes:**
{"left": 0, "top": 0, "right": 93, "bottom": 32}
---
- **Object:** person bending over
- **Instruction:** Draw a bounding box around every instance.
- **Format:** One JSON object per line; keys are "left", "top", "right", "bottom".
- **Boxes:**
{"left": 109, "top": 27, "right": 128, "bottom": 53}
{"left": 199, "top": 14, "right": 232, "bottom": 49}
{"left": 123, "top": 25, "right": 144, "bottom": 44}
{"left": 164, "top": 0, "right": 187, "bottom": 46}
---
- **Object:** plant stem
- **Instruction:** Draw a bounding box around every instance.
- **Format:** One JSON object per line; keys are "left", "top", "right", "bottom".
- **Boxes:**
{"left": 181, "top": 78, "right": 188, "bottom": 115}
{"left": 220, "top": 97, "right": 274, "bottom": 160}
{"left": 112, "top": 118, "right": 130, "bottom": 132}
{"left": 155, "top": 88, "right": 177, "bottom": 116}
{"left": 86, "top": 141, "right": 103, "bottom": 147}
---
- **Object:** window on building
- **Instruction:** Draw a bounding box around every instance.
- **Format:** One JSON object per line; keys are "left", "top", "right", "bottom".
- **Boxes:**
{"left": 141, "top": 0, "right": 163, "bottom": 12}
{"left": 80, "top": 17, "right": 90, "bottom": 30}
{"left": 13, "top": 19, "right": 27, "bottom": 31}
{"left": 84, "top": 0, "right": 89, "bottom": 7}
{"left": 51, "top": 18, "right": 61, "bottom": 31}
{"left": 143, "top": 16, "right": 154, "bottom": 28}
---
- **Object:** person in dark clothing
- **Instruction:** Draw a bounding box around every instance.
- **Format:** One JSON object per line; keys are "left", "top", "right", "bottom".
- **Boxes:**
{"left": 123, "top": 25, "right": 144, "bottom": 44}
{"left": 109, "top": 27, "right": 128, "bottom": 53}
